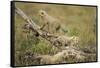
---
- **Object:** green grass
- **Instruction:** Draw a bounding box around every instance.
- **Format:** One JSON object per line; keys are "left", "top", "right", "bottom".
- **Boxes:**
{"left": 14, "top": 2, "right": 97, "bottom": 66}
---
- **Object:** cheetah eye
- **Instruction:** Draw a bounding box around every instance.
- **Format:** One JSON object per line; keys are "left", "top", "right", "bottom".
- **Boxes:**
{"left": 41, "top": 12, "right": 44, "bottom": 15}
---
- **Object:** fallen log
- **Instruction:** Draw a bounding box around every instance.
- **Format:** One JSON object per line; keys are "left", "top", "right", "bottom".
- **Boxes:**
{"left": 23, "top": 46, "right": 96, "bottom": 64}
